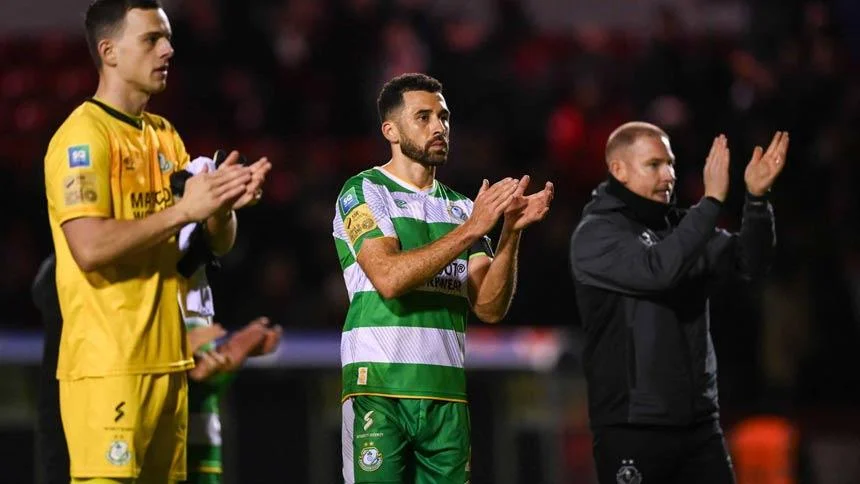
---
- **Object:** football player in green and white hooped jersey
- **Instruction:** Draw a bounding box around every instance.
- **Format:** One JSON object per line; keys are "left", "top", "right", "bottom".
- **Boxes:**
{"left": 333, "top": 73, "right": 554, "bottom": 484}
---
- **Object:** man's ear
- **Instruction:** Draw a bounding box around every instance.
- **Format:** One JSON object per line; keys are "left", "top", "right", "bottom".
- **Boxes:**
{"left": 381, "top": 120, "right": 399, "bottom": 144}
{"left": 609, "top": 159, "right": 628, "bottom": 183}
{"left": 99, "top": 39, "right": 118, "bottom": 68}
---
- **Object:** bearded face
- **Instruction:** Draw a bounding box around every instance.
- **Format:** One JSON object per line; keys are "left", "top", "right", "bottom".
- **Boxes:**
{"left": 398, "top": 128, "right": 449, "bottom": 167}
{"left": 390, "top": 90, "right": 451, "bottom": 167}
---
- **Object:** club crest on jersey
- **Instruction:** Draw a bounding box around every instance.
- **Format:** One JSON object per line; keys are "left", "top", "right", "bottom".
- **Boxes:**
{"left": 158, "top": 153, "right": 173, "bottom": 172}
{"left": 106, "top": 439, "right": 131, "bottom": 466}
{"left": 359, "top": 443, "right": 383, "bottom": 472}
{"left": 340, "top": 187, "right": 360, "bottom": 215}
{"left": 67, "top": 145, "right": 91, "bottom": 168}
{"left": 448, "top": 203, "right": 467, "bottom": 222}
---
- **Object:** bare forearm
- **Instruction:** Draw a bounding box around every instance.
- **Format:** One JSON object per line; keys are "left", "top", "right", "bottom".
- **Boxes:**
{"left": 473, "top": 228, "right": 521, "bottom": 322}
{"left": 205, "top": 210, "right": 237, "bottom": 256}
{"left": 66, "top": 205, "right": 189, "bottom": 272}
{"left": 364, "top": 223, "right": 481, "bottom": 299}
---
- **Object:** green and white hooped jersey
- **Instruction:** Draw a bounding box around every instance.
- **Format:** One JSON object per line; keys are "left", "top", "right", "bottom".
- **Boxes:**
{"left": 333, "top": 167, "right": 491, "bottom": 403}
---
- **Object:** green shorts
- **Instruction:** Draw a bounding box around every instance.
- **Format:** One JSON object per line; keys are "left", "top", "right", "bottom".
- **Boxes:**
{"left": 342, "top": 395, "right": 471, "bottom": 484}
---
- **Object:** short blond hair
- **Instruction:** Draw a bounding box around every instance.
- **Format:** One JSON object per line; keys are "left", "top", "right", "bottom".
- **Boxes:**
{"left": 605, "top": 121, "right": 668, "bottom": 165}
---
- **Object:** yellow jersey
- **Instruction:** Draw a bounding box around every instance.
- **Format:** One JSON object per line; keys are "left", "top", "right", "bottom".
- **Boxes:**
{"left": 45, "top": 97, "right": 194, "bottom": 380}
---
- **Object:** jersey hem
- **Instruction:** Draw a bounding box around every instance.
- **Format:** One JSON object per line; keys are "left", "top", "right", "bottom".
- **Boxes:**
{"left": 189, "top": 465, "right": 222, "bottom": 474}
{"left": 57, "top": 359, "right": 195, "bottom": 381}
{"left": 342, "top": 391, "right": 468, "bottom": 404}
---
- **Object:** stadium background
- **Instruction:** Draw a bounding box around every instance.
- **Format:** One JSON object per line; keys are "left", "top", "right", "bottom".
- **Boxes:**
{"left": 1, "top": 0, "right": 860, "bottom": 482}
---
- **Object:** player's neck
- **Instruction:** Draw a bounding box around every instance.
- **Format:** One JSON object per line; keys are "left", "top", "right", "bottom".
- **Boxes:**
{"left": 94, "top": 77, "right": 150, "bottom": 117}
{"left": 383, "top": 156, "right": 436, "bottom": 191}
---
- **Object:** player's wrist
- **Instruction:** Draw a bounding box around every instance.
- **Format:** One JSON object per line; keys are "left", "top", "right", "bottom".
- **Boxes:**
{"left": 500, "top": 218, "right": 523, "bottom": 235}
{"left": 168, "top": 201, "right": 195, "bottom": 227}
{"left": 457, "top": 219, "right": 485, "bottom": 245}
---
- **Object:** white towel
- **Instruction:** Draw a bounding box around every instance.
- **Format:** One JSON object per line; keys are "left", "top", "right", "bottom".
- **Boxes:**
{"left": 178, "top": 156, "right": 217, "bottom": 321}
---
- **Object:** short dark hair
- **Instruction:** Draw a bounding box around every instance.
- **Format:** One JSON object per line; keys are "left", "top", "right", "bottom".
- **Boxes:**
{"left": 377, "top": 73, "right": 443, "bottom": 123}
{"left": 85, "top": 0, "right": 162, "bottom": 69}
{"left": 605, "top": 121, "right": 669, "bottom": 164}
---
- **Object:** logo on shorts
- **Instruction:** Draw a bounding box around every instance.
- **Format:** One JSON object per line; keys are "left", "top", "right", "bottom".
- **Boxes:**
{"left": 616, "top": 460, "right": 642, "bottom": 484}
{"left": 106, "top": 439, "right": 131, "bottom": 466}
{"left": 359, "top": 443, "right": 383, "bottom": 472}
{"left": 363, "top": 411, "right": 374, "bottom": 431}
{"left": 114, "top": 401, "right": 126, "bottom": 422}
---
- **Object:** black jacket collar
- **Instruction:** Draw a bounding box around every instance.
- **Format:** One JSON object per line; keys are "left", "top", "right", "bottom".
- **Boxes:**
{"left": 604, "top": 175, "right": 673, "bottom": 230}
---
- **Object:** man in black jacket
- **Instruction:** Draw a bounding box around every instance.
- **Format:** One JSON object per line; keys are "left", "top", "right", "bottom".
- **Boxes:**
{"left": 570, "top": 122, "right": 789, "bottom": 484}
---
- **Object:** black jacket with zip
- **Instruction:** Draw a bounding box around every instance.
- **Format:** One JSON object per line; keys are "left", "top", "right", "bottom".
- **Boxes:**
{"left": 570, "top": 177, "right": 775, "bottom": 428}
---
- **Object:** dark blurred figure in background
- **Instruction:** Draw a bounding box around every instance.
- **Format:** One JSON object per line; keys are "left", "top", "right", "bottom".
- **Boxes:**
{"left": 31, "top": 253, "right": 69, "bottom": 484}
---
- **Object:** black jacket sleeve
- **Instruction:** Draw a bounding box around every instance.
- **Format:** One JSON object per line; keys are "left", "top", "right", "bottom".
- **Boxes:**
{"left": 32, "top": 254, "right": 61, "bottom": 322}
{"left": 704, "top": 193, "right": 776, "bottom": 281}
{"left": 571, "top": 197, "right": 722, "bottom": 296}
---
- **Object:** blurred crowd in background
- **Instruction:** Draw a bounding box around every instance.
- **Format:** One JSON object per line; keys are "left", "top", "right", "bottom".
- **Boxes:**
{"left": 1, "top": 0, "right": 859, "bottom": 418}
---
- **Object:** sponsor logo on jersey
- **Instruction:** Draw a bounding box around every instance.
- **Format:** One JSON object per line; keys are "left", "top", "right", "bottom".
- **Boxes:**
{"left": 63, "top": 173, "right": 98, "bottom": 206}
{"left": 363, "top": 411, "right": 374, "bottom": 431}
{"left": 67, "top": 144, "right": 91, "bottom": 168}
{"left": 130, "top": 188, "right": 173, "bottom": 219}
{"left": 345, "top": 204, "right": 378, "bottom": 243}
{"left": 357, "top": 366, "right": 368, "bottom": 385}
{"left": 340, "top": 187, "right": 360, "bottom": 215}
{"left": 424, "top": 260, "right": 467, "bottom": 294}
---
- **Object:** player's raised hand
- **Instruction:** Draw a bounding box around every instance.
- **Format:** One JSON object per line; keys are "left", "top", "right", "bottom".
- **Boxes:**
{"left": 178, "top": 163, "right": 251, "bottom": 222}
{"left": 503, "top": 175, "right": 554, "bottom": 232}
{"left": 703, "top": 134, "right": 730, "bottom": 202}
{"left": 464, "top": 178, "right": 519, "bottom": 236}
{"left": 214, "top": 150, "right": 272, "bottom": 210}
{"left": 745, "top": 131, "right": 789, "bottom": 196}
{"left": 233, "top": 157, "right": 271, "bottom": 210}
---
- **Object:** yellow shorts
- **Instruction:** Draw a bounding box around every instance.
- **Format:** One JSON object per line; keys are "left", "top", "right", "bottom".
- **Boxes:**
{"left": 60, "top": 372, "right": 188, "bottom": 481}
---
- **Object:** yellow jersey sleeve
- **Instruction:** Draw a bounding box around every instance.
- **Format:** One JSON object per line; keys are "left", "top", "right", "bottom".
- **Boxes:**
{"left": 171, "top": 127, "right": 191, "bottom": 171}
{"left": 45, "top": 119, "right": 112, "bottom": 224}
